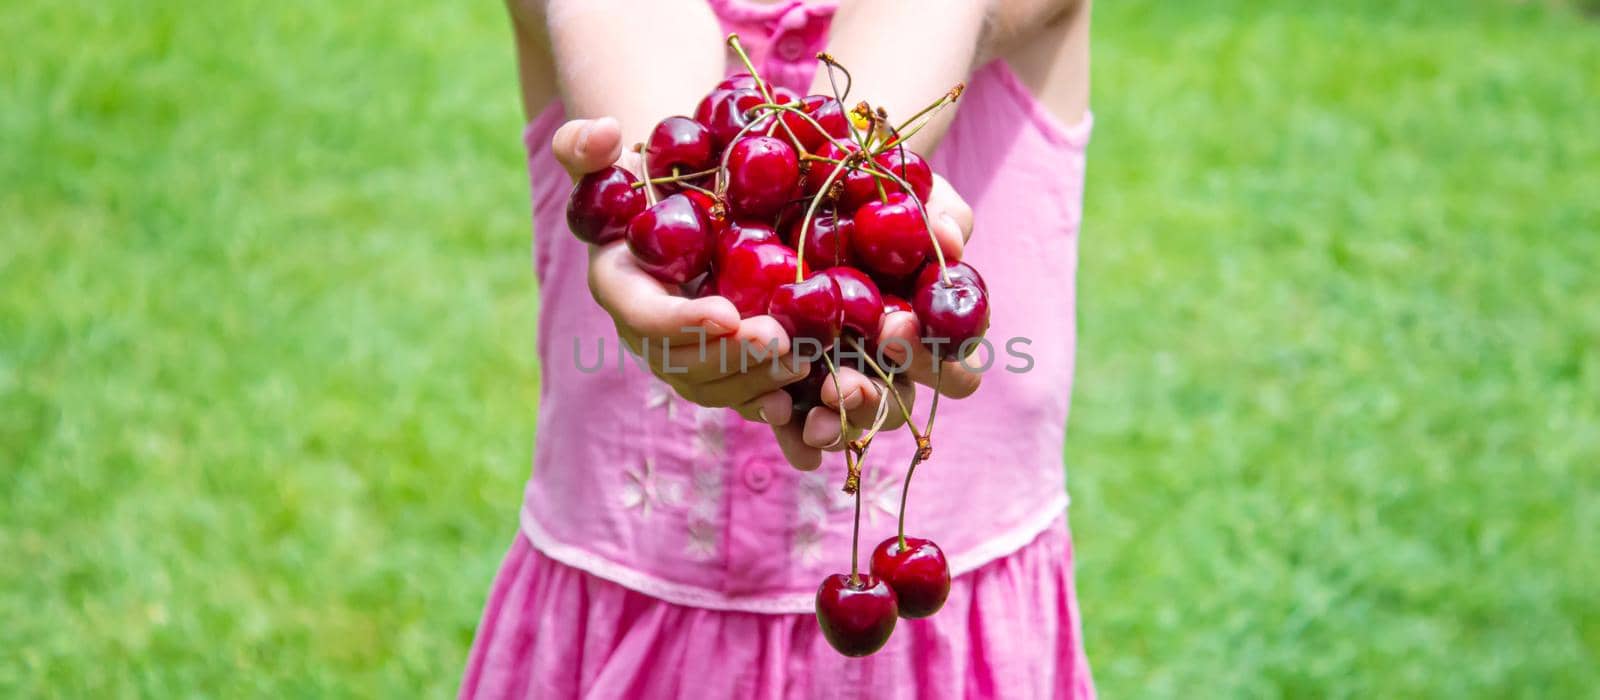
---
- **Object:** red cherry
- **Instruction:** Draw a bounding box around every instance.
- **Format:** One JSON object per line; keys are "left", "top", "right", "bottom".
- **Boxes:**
{"left": 785, "top": 94, "right": 851, "bottom": 152}
{"left": 566, "top": 166, "right": 646, "bottom": 245}
{"left": 694, "top": 88, "right": 730, "bottom": 125}
{"left": 852, "top": 192, "right": 933, "bottom": 278}
{"left": 687, "top": 269, "right": 717, "bottom": 299}
{"left": 646, "top": 116, "right": 715, "bottom": 176}
{"left": 913, "top": 274, "right": 990, "bottom": 360}
{"left": 785, "top": 209, "right": 856, "bottom": 270}
{"left": 816, "top": 574, "right": 898, "bottom": 657}
{"left": 822, "top": 267, "right": 884, "bottom": 339}
{"left": 715, "top": 241, "right": 800, "bottom": 317}
{"left": 717, "top": 219, "right": 779, "bottom": 253}
{"left": 625, "top": 194, "right": 713, "bottom": 284}
{"left": 915, "top": 260, "right": 988, "bottom": 294}
{"left": 839, "top": 164, "right": 886, "bottom": 212}
{"left": 769, "top": 271, "right": 842, "bottom": 345}
{"left": 697, "top": 88, "right": 765, "bottom": 149}
{"left": 870, "top": 537, "right": 951, "bottom": 619}
{"left": 785, "top": 364, "right": 829, "bottom": 422}
{"left": 717, "top": 73, "right": 759, "bottom": 91}
{"left": 683, "top": 190, "right": 724, "bottom": 226}
{"left": 726, "top": 136, "right": 800, "bottom": 220}
{"left": 875, "top": 148, "right": 934, "bottom": 203}
{"left": 804, "top": 141, "right": 857, "bottom": 198}
{"left": 746, "top": 87, "right": 799, "bottom": 133}
{"left": 882, "top": 294, "right": 914, "bottom": 316}
{"left": 714, "top": 220, "right": 780, "bottom": 284}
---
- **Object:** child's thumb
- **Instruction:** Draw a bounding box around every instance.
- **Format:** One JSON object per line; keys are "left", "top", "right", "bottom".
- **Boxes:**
{"left": 552, "top": 117, "right": 623, "bottom": 178}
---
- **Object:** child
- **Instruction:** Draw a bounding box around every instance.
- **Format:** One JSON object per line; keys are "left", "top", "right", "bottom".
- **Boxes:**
{"left": 463, "top": 1, "right": 1095, "bottom": 696}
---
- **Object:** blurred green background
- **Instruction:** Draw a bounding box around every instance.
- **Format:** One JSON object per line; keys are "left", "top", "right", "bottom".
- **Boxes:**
{"left": 3, "top": 0, "right": 1596, "bottom": 696}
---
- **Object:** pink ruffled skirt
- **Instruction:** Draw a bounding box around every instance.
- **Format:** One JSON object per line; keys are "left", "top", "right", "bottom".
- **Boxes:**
{"left": 459, "top": 516, "right": 1094, "bottom": 699}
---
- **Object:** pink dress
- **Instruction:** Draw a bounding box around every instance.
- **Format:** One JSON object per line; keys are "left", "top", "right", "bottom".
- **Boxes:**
{"left": 461, "top": 1, "right": 1095, "bottom": 697}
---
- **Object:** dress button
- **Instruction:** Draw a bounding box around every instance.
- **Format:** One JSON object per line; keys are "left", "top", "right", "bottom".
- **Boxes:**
{"left": 742, "top": 460, "right": 773, "bottom": 492}
{"left": 775, "top": 35, "right": 808, "bottom": 62}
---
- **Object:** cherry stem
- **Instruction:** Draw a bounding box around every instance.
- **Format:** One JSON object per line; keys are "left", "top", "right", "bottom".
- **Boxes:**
{"left": 817, "top": 53, "right": 874, "bottom": 152}
{"left": 876, "top": 84, "right": 964, "bottom": 155}
{"left": 752, "top": 102, "right": 857, "bottom": 156}
{"left": 823, "top": 352, "right": 852, "bottom": 454}
{"left": 865, "top": 162, "right": 952, "bottom": 285}
{"left": 638, "top": 145, "right": 659, "bottom": 207}
{"left": 632, "top": 166, "right": 719, "bottom": 187}
{"left": 817, "top": 52, "right": 852, "bottom": 104}
{"left": 793, "top": 148, "right": 851, "bottom": 284}
{"left": 846, "top": 337, "right": 921, "bottom": 440}
{"left": 897, "top": 452, "right": 922, "bottom": 548}
{"left": 849, "top": 450, "right": 862, "bottom": 584}
{"left": 726, "top": 34, "right": 775, "bottom": 105}
{"left": 895, "top": 363, "right": 945, "bottom": 548}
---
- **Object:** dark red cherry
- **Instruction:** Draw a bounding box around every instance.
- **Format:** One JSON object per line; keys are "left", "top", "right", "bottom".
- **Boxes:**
{"left": 785, "top": 209, "right": 856, "bottom": 270}
{"left": 915, "top": 260, "right": 988, "bottom": 293}
{"left": 694, "top": 88, "right": 730, "bottom": 125}
{"left": 715, "top": 241, "right": 800, "bottom": 317}
{"left": 726, "top": 136, "right": 800, "bottom": 220}
{"left": 687, "top": 269, "right": 718, "bottom": 299}
{"left": 839, "top": 162, "right": 887, "bottom": 212}
{"left": 913, "top": 274, "right": 990, "bottom": 360}
{"left": 717, "top": 73, "right": 759, "bottom": 91}
{"left": 882, "top": 295, "right": 914, "bottom": 316}
{"left": 566, "top": 166, "right": 646, "bottom": 245}
{"left": 646, "top": 116, "right": 715, "bottom": 176}
{"left": 785, "top": 364, "right": 829, "bottom": 422}
{"left": 769, "top": 271, "right": 842, "bottom": 345}
{"left": 683, "top": 190, "right": 724, "bottom": 226}
{"left": 870, "top": 537, "right": 951, "bottom": 619}
{"left": 785, "top": 94, "right": 851, "bottom": 152}
{"left": 625, "top": 194, "right": 713, "bottom": 285}
{"left": 747, "top": 86, "right": 798, "bottom": 132}
{"left": 715, "top": 219, "right": 780, "bottom": 276}
{"left": 875, "top": 148, "right": 934, "bottom": 203}
{"left": 804, "top": 141, "right": 858, "bottom": 198}
{"left": 816, "top": 574, "right": 898, "bottom": 657}
{"left": 697, "top": 88, "right": 766, "bottom": 149}
{"left": 852, "top": 192, "right": 933, "bottom": 278}
{"left": 717, "top": 219, "right": 779, "bottom": 253}
{"left": 823, "top": 267, "right": 884, "bottom": 339}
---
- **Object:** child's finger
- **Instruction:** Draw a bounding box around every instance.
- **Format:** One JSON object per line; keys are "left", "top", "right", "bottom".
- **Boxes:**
{"left": 676, "top": 356, "right": 811, "bottom": 406}
{"left": 802, "top": 405, "right": 847, "bottom": 450}
{"left": 551, "top": 117, "right": 624, "bottom": 178}
{"left": 773, "top": 421, "right": 823, "bottom": 471}
{"left": 735, "top": 390, "right": 795, "bottom": 428}
{"left": 925, "top": 174, "right": 973, "bottom": 262}
{"left": 589, "top": 244, "right": 741, "bottom": 345}
{"left": 877, "top": 310, "right": 983, "bottom": 399}
{"left": 819, "top": 366, "right": 908, "bottom": 429}
{"left": 656, "top": 316, "right": 796, "bottom": 382}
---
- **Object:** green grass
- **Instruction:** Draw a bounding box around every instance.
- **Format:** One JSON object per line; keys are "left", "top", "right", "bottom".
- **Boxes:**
{"left": 2, "top": 0, "right": 1595, "bottom": 696}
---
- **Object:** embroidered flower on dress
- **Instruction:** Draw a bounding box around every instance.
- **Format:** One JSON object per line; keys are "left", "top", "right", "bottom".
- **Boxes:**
{"left": 792, "top": 522, "right": 826, "bottom": 567}
{"left": 620, "top": 457, "right": 682, "bottom": 518}
{"left": 685, "top": 517, "right": 719, "bottom": 561}
{"left": 644, "top": 378, "right": 677, "bottom": 420}
{"left": 692, "top": 406, "right": 725, "bottom": 457}
{"left": 858, "top": 463, "right": 901, "bottom": 527}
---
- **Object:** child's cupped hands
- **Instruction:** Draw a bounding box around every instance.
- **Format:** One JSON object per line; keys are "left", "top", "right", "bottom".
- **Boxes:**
{"left": 554, "top": 116, "right": 980, "bottom": 470}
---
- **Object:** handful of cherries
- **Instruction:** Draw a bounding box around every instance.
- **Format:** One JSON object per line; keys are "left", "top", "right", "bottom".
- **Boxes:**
{"left": 565, "top": 36, "right": 989, "bottom": 657}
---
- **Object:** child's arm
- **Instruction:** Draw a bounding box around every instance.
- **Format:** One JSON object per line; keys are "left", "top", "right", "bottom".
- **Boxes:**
{"left": 818, "top": 0, "right": 1082, "bottom": 152}
{"left": 521, "top": 0, "right": 725, "bottom": 144}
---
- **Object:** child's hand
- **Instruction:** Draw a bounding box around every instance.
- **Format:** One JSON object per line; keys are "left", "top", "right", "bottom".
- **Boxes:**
{"left": 553, "top": 117, "right": 980, "bottom": 471}
{"left": 555, "top": 117, "right": 815, "bottom": 425}
{"left": 770, "top": 174, "right": 981, "bottom": 469}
